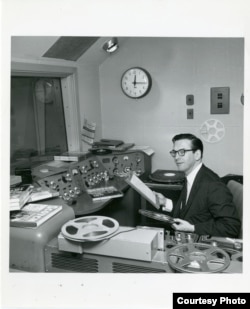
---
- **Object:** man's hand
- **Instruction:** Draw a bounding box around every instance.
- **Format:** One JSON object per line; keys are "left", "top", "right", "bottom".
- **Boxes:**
{"left": 153, "top": 191, "right": 173, "bottom": 212}
{"left": 171, "top": 218, "right": 195, "bottom": 232}
{"left": 154, "top": 191, "right": 166, "bottom": 207}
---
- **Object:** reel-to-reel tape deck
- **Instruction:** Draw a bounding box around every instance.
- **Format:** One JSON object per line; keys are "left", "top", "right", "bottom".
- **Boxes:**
{"left": 42, "top": 215, "right": 242, "bottom": 274}
{"left": 10, "top": 200, "right": 243, "bottom": 273}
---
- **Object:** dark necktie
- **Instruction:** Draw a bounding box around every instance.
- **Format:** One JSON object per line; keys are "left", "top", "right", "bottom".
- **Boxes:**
{"left": 181, "top": 177, "right": 187, "bottom": 210}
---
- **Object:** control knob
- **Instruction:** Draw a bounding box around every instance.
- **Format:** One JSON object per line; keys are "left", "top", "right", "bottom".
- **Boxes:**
{"left": 65, "top": 173, "right": 72, "bottom": 182}
{"left": 74, "top": 187, "right": 81, "bottom": 195}
{"left": 112, "top": 157, "right": 119, "bottom": 164}
{"left": 49, "top": 181, "right": 57, "bottom": 190}
{"left": 135, "top": 168, "right": 142, "bottom": 176}
{"left": 90, "top": 160, "right": 99, "bottom": 168}
{"left": 81, "top": 166, "right": 88, "bottom": 174}
{"left": 124, "top": 166, "right": 131, "bottom": 173}
{"left": 136, "top": 157, "right": 142, "bottom": 163}
{"left": 63, "top": 192, "right": 70, "bottom": 201}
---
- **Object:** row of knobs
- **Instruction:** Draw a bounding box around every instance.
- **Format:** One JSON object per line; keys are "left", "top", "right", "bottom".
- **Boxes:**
{"left": 61, "top": 187, "right": 81, "bottom": 202}
{"left": 45, "top": 155, "right": 143, "bottom": 203}
{"left": 112, "top": 155, "right": 142, "bottom": 164}
{"left": 112, "top": 155, "right": 142, "bottom": 176}
{"left": 85, "top": 171, "right": 109, "bottom": 187}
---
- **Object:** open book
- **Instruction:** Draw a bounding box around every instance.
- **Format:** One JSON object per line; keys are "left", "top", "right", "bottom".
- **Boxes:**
{"left": 125, "top": 172, "right": 173, "bottom": 211}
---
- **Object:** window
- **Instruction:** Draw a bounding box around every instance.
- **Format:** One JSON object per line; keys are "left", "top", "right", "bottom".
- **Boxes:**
{"left": 11, "top": 76, "right": 68, "bottom": 172}
{"left": 10, "top": 61, "right": 80, "bottom": 175}
{"left": 10, "top": 76, "right": 73, "bottom": 172}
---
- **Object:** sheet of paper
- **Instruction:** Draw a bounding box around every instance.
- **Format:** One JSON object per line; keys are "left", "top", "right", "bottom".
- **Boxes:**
{"left": 125, "top": 173, "right": 159, "bottom": 209}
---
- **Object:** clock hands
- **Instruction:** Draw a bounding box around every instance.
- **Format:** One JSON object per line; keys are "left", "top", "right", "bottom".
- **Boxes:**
{"left": 133, "top": 75, "right": 137, "bottom": 88}
{"left": 132, "top": 75, "right": 147, "bottom": 87}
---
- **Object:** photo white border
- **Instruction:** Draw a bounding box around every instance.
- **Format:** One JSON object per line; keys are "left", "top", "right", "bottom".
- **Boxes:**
{"left": 1, "top": 1, "right": 250, "bottom": 308}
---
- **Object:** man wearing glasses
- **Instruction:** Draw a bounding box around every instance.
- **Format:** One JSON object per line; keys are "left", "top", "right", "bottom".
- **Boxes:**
{"left": 156, "top": 133, "right": 241, "bottom": 238}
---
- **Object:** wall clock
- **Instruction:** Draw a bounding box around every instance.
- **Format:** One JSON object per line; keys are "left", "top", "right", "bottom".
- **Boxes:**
{"left": 121, "top": 67, "right": 152, "bottom": 99}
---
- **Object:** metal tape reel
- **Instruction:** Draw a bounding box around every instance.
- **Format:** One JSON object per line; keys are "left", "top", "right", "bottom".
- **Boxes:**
{"left": 61, "top": 216, "right": 119, "bottom": 242}
{"left": 167, "top": 242, "right": 230, "bottom": 273}
{"left": 200, "top": 119, "right": 225, "bottom": 143}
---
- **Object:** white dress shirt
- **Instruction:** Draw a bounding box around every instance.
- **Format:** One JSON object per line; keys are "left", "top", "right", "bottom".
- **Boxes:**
{"left": 185, "top": 162, "right": 203, "bottom": 203}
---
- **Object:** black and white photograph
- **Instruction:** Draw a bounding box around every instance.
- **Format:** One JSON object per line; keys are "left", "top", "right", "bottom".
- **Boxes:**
{"left": 1, "top": 1, "right": 250, "bottom": 309}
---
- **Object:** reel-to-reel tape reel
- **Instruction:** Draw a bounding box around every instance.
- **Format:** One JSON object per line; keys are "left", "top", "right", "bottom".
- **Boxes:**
{"left": 166, "top": 242, "right": 231, "bottom": 273}
{"left": 61, "top": 216, "right": 119, "bottom": 242}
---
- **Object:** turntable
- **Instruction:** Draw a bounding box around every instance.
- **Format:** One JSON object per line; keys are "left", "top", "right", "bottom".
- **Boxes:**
{"left": 143, "top": 169, "right": 185, "bottom": 189}
{"left": 149, "top": 169, "right": 185, "bottom": 184}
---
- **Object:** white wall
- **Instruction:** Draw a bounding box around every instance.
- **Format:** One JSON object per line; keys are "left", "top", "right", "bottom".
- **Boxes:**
{"left": 10, "top": 36, "right": 244, "bottom": 176}
{"left": 77, "top": 63, "right": 103, "bottom": 151}
{"left": 99, "top": 37, "right": 244, "bottom": 176}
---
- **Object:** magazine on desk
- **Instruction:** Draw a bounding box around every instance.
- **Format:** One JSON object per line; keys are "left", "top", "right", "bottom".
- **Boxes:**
{"left": 10, "top": 184, "right": 34, "bottom": 211}
{"left": 27, "top": 186, "right": 59, "bottom": 202}
{"left": 10, "top": 203, "right": 62, "bottom": 228}
{"left": 54, "top": 151, "right": 88, "bottom": 162}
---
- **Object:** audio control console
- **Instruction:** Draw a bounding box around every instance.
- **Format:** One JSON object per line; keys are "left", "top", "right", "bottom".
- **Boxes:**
{"left": 36, "top": 156, "right": 108, "bottom": 203}
{"left": 32, "top": 150, "right": 152, "bottom": 206}
{"left": 97, "top": 151, "right": 150, "bottom": 177}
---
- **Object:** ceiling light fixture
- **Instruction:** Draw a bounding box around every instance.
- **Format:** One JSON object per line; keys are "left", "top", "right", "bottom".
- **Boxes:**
{"left": 102, "top": 37, "right": 119, "bottom": 53}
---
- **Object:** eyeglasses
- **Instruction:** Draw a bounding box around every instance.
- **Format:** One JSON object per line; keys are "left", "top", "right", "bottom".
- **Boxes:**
{"left": 169, "top": 149, "right": 195, "bottom": 157}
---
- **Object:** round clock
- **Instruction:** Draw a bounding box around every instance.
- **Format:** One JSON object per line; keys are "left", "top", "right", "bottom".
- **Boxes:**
{"left": 121, "top": 67, "right": 152, "bottom": 99}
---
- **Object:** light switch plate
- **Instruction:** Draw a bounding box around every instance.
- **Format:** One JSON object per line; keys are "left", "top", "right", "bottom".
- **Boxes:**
{"left": 211, "top": 87, "right": 230, "bottom": 114}
{"left": 187, "top": 108, "right": 194, "bottom": 119}
{"left": 186, "top": 94, "right": 194, "bottom": 105}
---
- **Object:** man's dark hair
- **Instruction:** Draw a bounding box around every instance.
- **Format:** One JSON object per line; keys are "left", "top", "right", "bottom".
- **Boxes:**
{"left": 172, "top": 133, "right": 204, "bottom": 157}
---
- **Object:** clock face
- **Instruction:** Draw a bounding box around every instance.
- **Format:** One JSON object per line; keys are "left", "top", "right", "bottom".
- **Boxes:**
{"left": 121, "top": 67, "right": 152, "bottom": 98}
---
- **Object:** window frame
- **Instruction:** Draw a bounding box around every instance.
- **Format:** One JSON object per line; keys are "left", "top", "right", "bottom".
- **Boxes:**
{"left": 11, "top": 61, "right": 81, "bottom": 152}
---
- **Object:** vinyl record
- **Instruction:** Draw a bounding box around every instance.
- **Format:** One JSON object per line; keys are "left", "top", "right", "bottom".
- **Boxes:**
{"left": 139, "top": 209, "right": 175, "bottom": 224}
{"left": 149, "top": 169, "right": 185, "bottom": 183}
{"left": 89, "top": 148, "right": 112, "bottom": 155}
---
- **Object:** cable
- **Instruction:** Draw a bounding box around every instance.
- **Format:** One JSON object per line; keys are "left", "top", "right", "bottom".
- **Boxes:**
{"left": 83, "top": 228, "right": 138, "bottom": 242}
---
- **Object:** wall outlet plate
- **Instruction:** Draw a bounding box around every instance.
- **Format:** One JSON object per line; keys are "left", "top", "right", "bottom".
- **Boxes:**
{"left": 186, "top": 94, "right": 194, "bottom": 105}
{"left": 187, "top": 108, "right": 194, "bottom": 119}
{"left": 211, "top": 87, "right": 230, "bottom": 114}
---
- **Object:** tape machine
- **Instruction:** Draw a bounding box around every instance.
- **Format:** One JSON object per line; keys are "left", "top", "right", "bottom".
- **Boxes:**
{"left": 10, "top": 208, "right": 242, "bottom": 274}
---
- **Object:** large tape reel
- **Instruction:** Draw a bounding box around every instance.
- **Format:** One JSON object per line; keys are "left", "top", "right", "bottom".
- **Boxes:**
{"left": 200, "top": 119, "right": 225, "bottom": 143}
{"left": 167, "top": 243, "right": 230, "bottom": 273}
{"left": 61, "top": 216, "right": 119, "bottom": 242}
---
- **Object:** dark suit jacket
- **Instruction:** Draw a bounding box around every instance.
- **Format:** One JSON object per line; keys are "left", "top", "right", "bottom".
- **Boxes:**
{"left": 172, "top": 164, "right": 241, "bottom": 237}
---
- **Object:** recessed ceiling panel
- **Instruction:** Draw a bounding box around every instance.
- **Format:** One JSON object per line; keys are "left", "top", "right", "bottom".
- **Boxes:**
{"left": 43, "top": 36, "right": 99, "bottom": 61}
